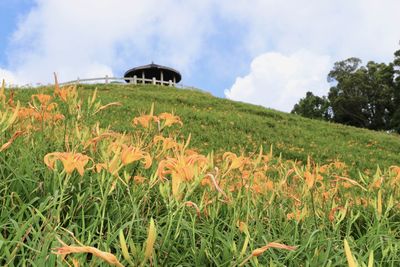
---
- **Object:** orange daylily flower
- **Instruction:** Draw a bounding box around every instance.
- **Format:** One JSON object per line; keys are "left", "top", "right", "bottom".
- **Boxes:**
{"left": 31, "top": 94, "right": 52, "bottom": 106}
{"left": 56, "top": 85, "right": 78, "bottom": 102}
{"left": 54, "top": 73, "right": 78, "bottom": 102}
{"left": 121, "top": 144, "right": 152, "bottom": 168}
{"left": 157, "top": 152, "right": 209, "bottom": 199}
{"left": 18, "top": 107, "right": 64, "bottom": 122}
{"left": 7, "top": 90, "right": 15, "bottom": 108}
{"left": 185, "top": 201, "right": 201, "bottom": 217}
{"left": 287, "top": 209, "right": 302, "bottom": 222}
{"left": 223, "top": 152, "right": 250, "bottom": 173}
{"left": 95, "top": 154, "right": 122, "bottom": 177}
{"left": 132, "top": 115, "right": 159, "bottom": 128}
{"left": 133, "top": 175, "right": 146, "bottom": 184}
{"left": 239, "top": 242, "right": 297, "bottom": 266}
{"left": 251, "top": 242, "right": 297, "bottom": 257}
{"left": 44, "top": 152, "right": 91, "bottom": 176}
{"left": 389, "top": 166, "right": 400, "bottom": 185}
{"left": 158, "top": 112, "right": 183, "bottom": 127}
{"left": 0, "top": 130, "right": 24, "bottom": 152}
{"left": 83, "top": 132, "right": 119, "bottom": 151}
{"left": 154, "top": 135, "right": 181, "bottom": 152}
{"left": 304, "top": 171, "right": 314, "bottom": 189}
{"left": 52, "top": 239, "right": 123, "bottom": 267}
{"left": 328, "top": 206, "right": 345, "bottom": 222}
{"left": 236, "top": 221, "right": 248, "bottom": 233}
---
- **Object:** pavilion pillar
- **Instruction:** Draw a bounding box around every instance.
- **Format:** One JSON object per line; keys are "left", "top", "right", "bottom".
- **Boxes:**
{"left": 160, "top": 71, "right": 164, "bottom": 86}
{"left": 142, "top": 71, "right": 145, "bottom": 84}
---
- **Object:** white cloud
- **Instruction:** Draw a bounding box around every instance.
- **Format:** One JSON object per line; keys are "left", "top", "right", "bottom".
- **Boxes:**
{"left": 4, "top": 0, "right": 215, "bottom": 85}
{"left": 220, "top": 0, "right": 400, "bottom": 111}
{"left": 225, "top": 51, "right": 331, "bottom": 112}
{"left": 217, "top": 0, "right": 400, "bottom": 62}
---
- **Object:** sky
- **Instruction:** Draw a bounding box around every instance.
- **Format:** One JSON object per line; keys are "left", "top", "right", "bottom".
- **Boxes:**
{"left": 0, "top": 0, "right": 399, "bottom": 112}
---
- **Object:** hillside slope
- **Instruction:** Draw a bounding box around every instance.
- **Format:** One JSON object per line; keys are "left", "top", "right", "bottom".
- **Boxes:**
{"left": 14, "top": 83, "right": 400, "bottom": 172}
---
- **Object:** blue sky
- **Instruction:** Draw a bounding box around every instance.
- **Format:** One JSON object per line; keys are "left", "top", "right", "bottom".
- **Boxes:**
{"left": 0, "top": 0, "right": 33, "bottom": 65}
{"left": 0, "top": 0, "right": 399, "bottom": 112}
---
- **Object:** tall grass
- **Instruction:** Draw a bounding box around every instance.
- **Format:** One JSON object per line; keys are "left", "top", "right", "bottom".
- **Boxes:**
{"left": 12, "top": 83, "right": 400, "bottom": 174}
{"left": 1, "top": 81, "right": 400, "bottom": 266}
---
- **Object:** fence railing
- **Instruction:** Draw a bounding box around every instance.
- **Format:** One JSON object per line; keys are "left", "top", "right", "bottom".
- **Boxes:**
{"left": 4, "top": 75, "right": 207, "bottom": 93}
{"left": 59, "top": 75, "right": 188, "bottom": 88}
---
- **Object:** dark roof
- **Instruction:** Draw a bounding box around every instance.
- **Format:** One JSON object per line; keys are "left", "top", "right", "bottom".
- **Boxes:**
{"left": 124, "top": 63, "right": 182, "bottom": 83}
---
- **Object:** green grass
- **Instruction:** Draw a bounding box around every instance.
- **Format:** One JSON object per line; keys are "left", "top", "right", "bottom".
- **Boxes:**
{"left": 13, "top": 83, "right": 400, "bottom": 173}
{"left": 1, "top": 83, "right": 400, "bottom": 266}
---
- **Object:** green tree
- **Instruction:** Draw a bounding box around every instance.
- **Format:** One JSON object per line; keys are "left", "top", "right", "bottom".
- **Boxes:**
{"left": 390, "top": 49, "right": 400, "bottom": 132}
{"left": 327, "top": 58, "right": 395, "bottom": 130}
{"left": 291, "top": 91, "right": 330, "bottom": 120}
{"left": 293, "top": 47, "right": 400, "bottom": 133}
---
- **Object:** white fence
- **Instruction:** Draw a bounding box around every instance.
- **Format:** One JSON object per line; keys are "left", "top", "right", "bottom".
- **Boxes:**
{"left": 4, "top": 75, "right": 207, "bottom": 93}
{"left": 59, "top": 75, "right": 189, "bottom": 89}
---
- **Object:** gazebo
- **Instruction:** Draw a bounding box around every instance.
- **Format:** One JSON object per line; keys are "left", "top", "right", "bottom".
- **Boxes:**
{"left": 124, "top": 63, "right": 182, "bottom": 85}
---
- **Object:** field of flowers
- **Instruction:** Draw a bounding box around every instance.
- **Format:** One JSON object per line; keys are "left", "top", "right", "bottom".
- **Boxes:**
{"left": 1, "top": 78, "right": 400, "bottom": 266}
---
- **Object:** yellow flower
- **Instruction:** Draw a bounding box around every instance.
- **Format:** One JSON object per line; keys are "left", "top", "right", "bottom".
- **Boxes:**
{"left": 44, "top": 152, "right": 91, "bottom": 176}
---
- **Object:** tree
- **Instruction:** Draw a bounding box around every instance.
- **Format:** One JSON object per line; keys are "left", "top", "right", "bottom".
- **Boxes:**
{"left": 390, "top": 49, "right": 400, "bottom": 131}
{"left": 293, "top": 46, "right": 400, "bottom": 133}
{"left": 327, "top": 59, "right": 395, "bottom": 130}
{"left": 291, "top": 91, "right": 331, "bottom": 120}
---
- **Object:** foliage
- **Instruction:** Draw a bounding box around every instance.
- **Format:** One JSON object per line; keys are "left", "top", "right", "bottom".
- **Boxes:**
{"left": 328, "top": 58, "right": 396, "bottom": 130}
{"left": 291, "top": 91, "right": 331, "bottom": 120}
{"left": 293, "top": 48, "right": 400, "bottom": 133}
{"left": 1, "top": 81, "right": 400, "bottom": 266}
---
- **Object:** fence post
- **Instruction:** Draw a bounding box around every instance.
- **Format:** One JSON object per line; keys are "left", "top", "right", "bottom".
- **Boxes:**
{"left": 169, "top": 80, "right": 172, "bottom": 87}
{"left": 105, "top": 75, "right": 109, "bottom": 84}
{"left": 133, "top": 75, "right": 137, "bottom": 85}
{"left": 152, "top": 77, "right": 156, "bottom": 85}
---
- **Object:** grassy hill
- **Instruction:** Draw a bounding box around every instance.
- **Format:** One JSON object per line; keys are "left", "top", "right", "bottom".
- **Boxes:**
{"left": 14, "top": 83, "right": 400, "bottom": 173}
{"left": 3, "top": 83, "right": 400, "bottom": 265}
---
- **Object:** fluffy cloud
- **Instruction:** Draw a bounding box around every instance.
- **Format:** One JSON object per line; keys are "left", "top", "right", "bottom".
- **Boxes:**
{"left": 217, "top": 0, "right": 400, "bottom": 62}
{"left": 221, "top": 0, "right": 400, "bottom": 111}
{"left": 4, "top": 0, "right": 215, "bottom": 85}
{"left": 225, "top": 51, "right": 331, "bottom": 112}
